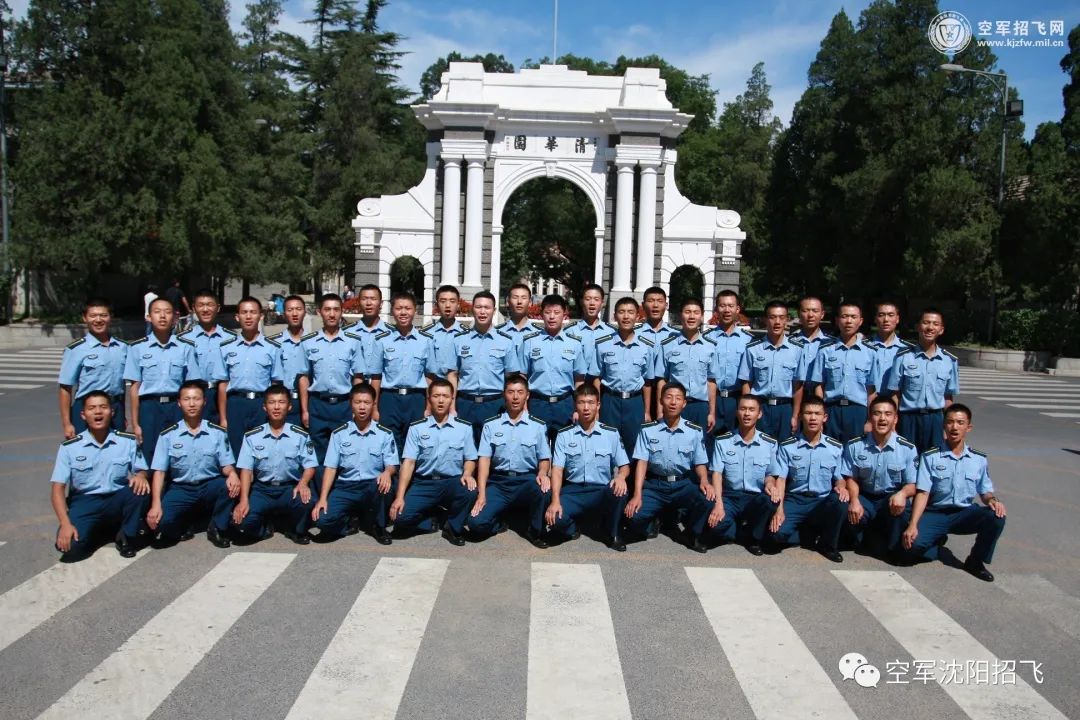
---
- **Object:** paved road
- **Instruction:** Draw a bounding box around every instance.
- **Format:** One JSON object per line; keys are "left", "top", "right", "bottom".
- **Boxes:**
{"left": 0, "top": 348, "right": 1077, "bottom": 719}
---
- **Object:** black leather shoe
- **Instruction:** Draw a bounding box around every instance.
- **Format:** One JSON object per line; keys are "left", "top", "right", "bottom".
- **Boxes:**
{"left": 372, "top": 526, "right": 393, "bottom": 545}
{"left": 115, "top": 532, "right": 136, "bottom": 558}
{"left": 818, "top": 546, "right": 844, "bottom": 563}
{"left": 646, "top": 518, "right": 659, "bottom": 539}
{"left": 180, "top": 529, "right": 195, "bottom": 542}
{"left": 207, "top": 525, "right": 231, "bottom": 549}
{"left": 284, "top": 530, "right": 311, "bottom": 545}
{"left": 964, "top": 557, "right": 994, "bottom": 582}
{"left": 441, "top": 527, "right": 466, "bottom": 546}
{"left": 745, "top": 543, "right": 765, "bottom": 556}
{"left": 526, "top": 530, "right": 549, "bottom": 549}
{"left": 936, "top": 535, "right": 949, "bottom": 548}
{"left": 689, "top": 535, "right": 708, "bottom": 554}
{"left": 609, "top": 536, "right": 627, "bottom": 552}
{"left": 343, "top": 516, "right": 361, "bottom": 536}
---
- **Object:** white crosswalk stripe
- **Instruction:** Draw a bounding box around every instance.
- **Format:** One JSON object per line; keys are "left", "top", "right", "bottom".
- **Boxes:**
{"left": 0, "top": 347, "right": 63, "bottom": 390}
{"left": 6, "top": 553, "right": 1071, "bottom": 720}
{"left": 959, "top": 368, "right": 1080, "bottom": 425}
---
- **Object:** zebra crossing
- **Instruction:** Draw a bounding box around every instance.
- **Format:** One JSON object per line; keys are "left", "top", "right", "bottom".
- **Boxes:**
{"left": 0, "top": 347, "right": 63, "bottom": 391}
{"left": 0, "top": 545, "right": 1072, "bottom": 720}
{"left": 959, "top": 367, "right": 1080, "bottom": 425}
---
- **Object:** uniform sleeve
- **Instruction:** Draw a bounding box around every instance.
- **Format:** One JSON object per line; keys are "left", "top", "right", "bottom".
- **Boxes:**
{"left": 382, "top": 432, "right": 401, "bottom": 467}
{"left": 613, "top": 437, "right": 629, "bottom": 468}
{"left": 736, "top": 347, "right": 752, "bottom": 383}
{"left": 503, "top": 339, "right": 522, "bottom": 374}
{"left": 536, "top": 427, "right": 552, "bottom": 461}
{"left": 652, "top": 344, "right": 666, "bottom": 378}
{"left": 708, "top": 439, "right": 725, "bottom": 474}
{"left": 425, "top": 340, "right": 443, "bottom": 378}
{"left": 350, "top": 338, "right": 366, "bottom": 378}
{"left": 806, "top": 352, "right": 823, "bottom": 386}
{"left": 216, "top": 431, "right": 236, "bottom": 467}
{"left": 642, "top": 345, "right": 657, "bottom": 381}
{"left": 915, "top": 454, "right": 934, "bottom": 493}
{"left": 901, "top": 447, "right": 918, "bottom": 485}
{"left": 707, "top": 346, "right": 722, "bottom": 385}
{"left": 580, "top": 340, "right": 596, "bottom": 378}
{"left": 184, "top": 345, "right": 204, "bottom": 382}
{"left": 123, "top": 347, "right": 142, "bottom": 383}
{"left": 552, "top": 432, "right": 568, "bottom": 469}
{"left": 767, "top": 444, "right": 789, "bottom": 479}
{"left": 324, "top": 432, "right": 342, "bottom": 469}
{"left": 885, "top": 354, "right": 903, "bottom": 393}
{"left": 462, "top": 429, "right": 478, "bottom": 462}
{"left": 235, "top": 436, "right": 254, "bottom": 471}
{"left": 402, "top": 424, "right": 420, "bottom": 461}
{"left": 866, "top": 351, "right": 879, "bottom": 390}
{"left": 367, "top": 339, "right": 384, "bottom": 378}
{"left": 872, "top": 349, "right": 888, "bottom": 389}
{"left": 58, "top": 347, "right": 80, "bottom": 386}
{"left": 478, "top": 422, "right": 494, "bottom": 458}
{"left": 150, "top": 434, "right": 172, "bottom": 472}
{"left": 946, "top": 358, "right": 959, "bottom": 397}
{"left": 209, "top": 345, "right": 227, "bottom": 383}
{"left": 976, "top": 457, "right": 993, "bottom": 495}
{"left": 270, "top": 346, "right": 285, "bottom": 384}
{"left": 50, "top": 446, "right": 71, "bottom": 484}
{"left": 840, "top": 442, "right": 855, "bottom": 478}
{"left": 632, "top": 429, "right": 650, "bottom": 462}
{"left": 518, "top": 339, "right": 532, "bottom": 376}
{"left": 831, "top": 448, "right": 844, "bottom": 482}
{"left": 131, "top": 443, "right": 149, "bottom": 473}
{"left": 300, "top": 435, "right": 318, "bottom": 469}
{"left": 691, "top": 435, "right": 708, "bottom": 467}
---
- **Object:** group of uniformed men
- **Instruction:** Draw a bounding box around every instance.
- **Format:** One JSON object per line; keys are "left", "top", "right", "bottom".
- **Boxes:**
{"left": 50, "top": 283, "right": 1007, "bottom": 581}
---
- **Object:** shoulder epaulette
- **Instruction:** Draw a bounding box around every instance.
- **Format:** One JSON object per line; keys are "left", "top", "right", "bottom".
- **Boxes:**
{"left": 383, "top": 321, "right": 396, "bottom": 331}
{"left": 789, "top": 336, "right": 806, "bottom": 347}
{"left": 920, "top": 446, "right": 939, "bottom": 456}
{"left": 177, "top": 328, "right": 193, "bottom": 337}
{"left": 716, "top": 431, "right": 733, "bottom": 440}
{"left": 528, "top": 414, "right": 546, "bottom": 425}
{"left": 115, "top": 430, "right": 137, "bottom": 441}
{"left": 669, "top": 323, "right": 682, "bottom": 331}
{"left": 62, "top": 434, "right": 83, "bottom": 445}
{"left": 633, "top": 322, "right": 644, "bottom": 329}
{"left": 177, "top": 336, "right": 196, "bottom": 347}
{"left": 300, "top": 331, "right": 318, "bottom": 341}
{"left": 375, "top": 330, "right": 391, "bottom": 340}
{"left": 969, "top": 447, "right": 987, "bottom": 458}
{"left": 942, "top": 348, "right": 958, "bottom": 361}
{"left": 900, "top": 339, "right": 916, "bottom": 348}
{"left": 208, "top": 422, "right": 227, "bottom": 433}
{"left": 557, "top": 424, "right": 575, "bottom": 434}
{"left": 821, "top": 338, "right": 838, "bottom": 348}
{"left": 290, "top": 424, "right": 309, "bottom": 436}
{"left": 343, "top": 331, "right": 362, "bottom": 342}
{"left": 265, "top": 336, "right": 281, "bottom": 347}
{"left": 846, "top": 437, "right": 863, "bottom": 446}
{"left": 66, "top": 337, "right": 86, "bottom": 350}
{"left": 340, "top": 319, "right": 357, "bottom": 330}
{"left": 702, "top": 335, "right": 717, "bottom": 345}
{"left": 639, "top": 336, "right": 655, "bottom": 347}
{"left": 409, "top": 417, "right": 427, "bottom": 426}
{"left": 454, "top": 416, "right": 473, "bottom": 426}
{"left": 124, "top": 337, "right": 147, "bottom": 345}
{"left": 421, "top": 322, "right": 435, "bottom": 332}
{"left": 160, "top": 422, "right": 179, "bottom": 435}
{"left": 641, "top": 421, "right": 658, "bottom": 428}
{"left": 565, "top": 332, "right": 581, "bottom": 342}
{"left": 455, "top": 328, "right": 470, "bottom": 337}
{"left": 245, "top": 426, "right": 262, "bottom": 436}
{"left": 780, "top": 437, "right": 798, "bottom": 446}
{"left": 220, "top": 337, "right": 236, "bottom": 347}
{"left": 825, "top": 436, "right": 842, "bottom": 448}
{"left": 376, "top": 423, "right": 393, "bottom": 434}
{"left": 596, "top": 334, "right": 614, "bottom": 345}
{"left": 418, "top": 330, "right": 433, "bottom": 339}
{"left": 685, "top": 420, "right": 702, "bottom": 431}
{"left": 746, "top": 339, "right": 764, "bottom": 348}
{"left": 496, "top": 330, "right": 513, "bottom": 340}
{"left": 223, "top": 328, "right": 238, "bottom": 336}
{"left": 530, "top": 320, "right": 544, "bottom": 328}
{"left": 523, "top": 331, "right": 540, "bottom": 341}
{"left": 759, "top": 432, "right": 777, "bottom": 444}
{"left": 661, "top": 335, "right": 678, "bottom": 345}
{"left": 860, "top": 339, "right": 877, "bottom": 349}
{"left": 267, "top": 332, "right": 283, "bottom": 341}
{"left": 897, "top": 437, "right": 916, "bottom": 449}
{"left": 483, "top": 414, "right": 502, "bottom": 424}
{"left": 599, "top": 422, "right": 618, "bottom": 432}
{"left": 332, "top": 423, "right": 350, "bottom": 433}
{"left": 896, "top": 348, "right": 913, "bottom": 357}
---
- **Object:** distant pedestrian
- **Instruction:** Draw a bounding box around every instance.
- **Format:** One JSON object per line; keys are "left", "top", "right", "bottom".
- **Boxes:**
{"left": 342, "top": 284, "right": 356, "bottom": 301}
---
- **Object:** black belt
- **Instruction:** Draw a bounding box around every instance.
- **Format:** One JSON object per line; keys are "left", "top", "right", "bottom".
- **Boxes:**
{"left": 531, "top": 391, "right": 572, "bottom": 403}
{"left": 603, "top": 388, "right": 642, "bottom": 399}
{"left": 384, "top": 387, "right": 425, "bottom": 396}
{"left": 763, "top": 397, "right": 792, "bottom": 406}
{"left": 258, "top": 479, "right": 297, "bottom": 487}
{"left": 414, "top": 474, "right": 456, "bottom": 482}
{"left": 139, "top": 393, "right": 177, "bottom": 403}
{"left": 686, "top": 397, "right": 707, "bottom": 404}
{"left": 717, "top": 389, "right": 740, "bottom": 399}
{"left": 227, "top": 390, "right": 261, "bottom": 399}
{"left": 647, "top": 473, "right": 692, "bottom": 484}
{"left": 459, "top": 392, "right": 502, "bottom": 403}
{"left": 826, "top": 398, "right": 864, "bottom": 407}
{"left": 901, "top": 408, "right": 943, "bottom": 415}
{"left": 314, "top": 392, "right": 349, "bottom": 403}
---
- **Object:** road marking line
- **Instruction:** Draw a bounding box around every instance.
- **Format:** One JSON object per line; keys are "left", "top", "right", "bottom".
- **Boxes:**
{"left": 527, "top": 563, "right": 631, "bottom": 720}
{"left": 687, "top": 567, "right": 857, "bottom": 720}
{"left": 286, "top": 557, "right": 449, "bottom": 720}
{"left": 0, "top": 370, "right": 62, "bottom": 377}
{"left": 833, "top": 570, "right": 1068, "bottom": 720}
{"left": 975, "top": 394, "right": 1080, "bottom": 400}
{"left": 1006, "top": 404, "right": 1080, "bottom": 410}
{"left": 0, "top": 383, "right": 45, "bottom": 390}
{"left": 0, "top": 548, "right": 150, "bottom": 653}
{"left": 997, "top": 575, "right": 1080, "bottom": 642}
{"left": 37, "top": 552, "right": 294, "bottom": 720}
{"left": 1041, "top": 412, "right": 1080, "bottom": 418}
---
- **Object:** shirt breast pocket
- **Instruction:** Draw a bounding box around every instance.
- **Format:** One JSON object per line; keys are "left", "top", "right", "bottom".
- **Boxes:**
{"left": 108, "top": 459, "right": 130, "bottom": 484}
{"left": 562, "top": 448, "right": 583, "bottom": 474}
{"left": 780, "top": 360, "right": 798, "bottom": 382}
{"left": 886, "top": 465, "right": 905, "bottom": 483}
{"left": 817, "top": 464, "right": 837, "bottom": 484}
{"left": 168, "top": 451, "right": 188, "bottom": 475}
{"left": 70, "top": 461, "right": 97, "bottom": 489}
{"left": 901, "top": 363, "right": 923, "bottom": 389}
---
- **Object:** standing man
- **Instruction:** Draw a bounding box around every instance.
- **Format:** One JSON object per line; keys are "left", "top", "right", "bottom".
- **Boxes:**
{"left": 50, "top": 391, "right": 150, "bottom": 561}
{"left": 446, "top": 291, "right": 520, "bottom": 444}
{"left": 704, "top": 395, "right": 777, "bottom": 555}
{"left": 868, "top": 300, "right": 913, "bottom": 391}
{"left": 639, "top": 286, "right": 680, "bottom": 421}
{"left": 497, "top": 283, "right": 540, "bottom": 351}
{"left": 268, "top": 295, "right": 309, "bottom": 426}
{"left": 568, "top": 283, "right": 612, "bottom": 375}
{"left": 793, "top": 295, "right": 834, "bottom": 370}
{"left": 350, "top": 284, "right": 389, "bottom": 375}
{"left": 178, "top": 288, "right": 231, "bottom": 422}
{"left": 625, "top": 382, "right": 712, "bottom": 553}
{"left": 469, "top": 374, "right": 551, "bottom": 546}
{"left": 820, "top": 396, "right": 917, "bottom": 557}
{"left": 231, "top": 385, "right": 317, "bottom": 545}
{"left": 544, "top": 385, "right": 630, "bottom": 550}
{"left": 738, "top": 300, "right": 805, "bottom": 442}
{"left": 297, "top": 293, "right": 366, "bottom": 463}
{"left": 901, "top": 404, "right": 1006, "bottom": 582}
{"left": 389, "top": 378, "right": 477, "bottom": 546}
{"left": 519, "top": 295, "right": 591, "bottom": 441}
{"left": 756, "top": 397, "right": 846, "bottom": 562}
{"left": 146, "top": 381, "right": 240, "bottom": 549}
{"left": 805, "top": 302, "right": 879, "bottom": 443}
{"left": 311, "top": 383, "right": 398, "bottom": 544}
{"left": 424, "top": 285, "right": 463, "bottom": 379}
{"left": 163, "top": 279, "right": 192, "bottom": 322}
{"left": 885, "top": 308, "right": 959, "bottom": 453}
{"left": 215, "top": 297, "right": 285, "bottom": 456}
{"left": 124, "top": 297, "right": 203, "bottom": 463}
{"left": 656, "top": 298, "right": 717, "bottom": 453}
{"left": 594, "top": 297, "right": 656, "bottom": 457}
{"left": 368, "top": 291, "right": 438, "bottom": 452}
{"left": 707, "top": 290, "right": 754, "bottom": 435}
{"left": 59, "top": 298, "right": 128, "bottom": 438}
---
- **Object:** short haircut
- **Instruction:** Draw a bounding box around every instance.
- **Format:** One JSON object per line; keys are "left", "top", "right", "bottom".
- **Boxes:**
{"left": 680, "top": 297, "right": 704, "bottom": 313}
{"left": 944, "top": 403, "right": 972, "bottom": 421}
{"left": 643, "top": 286, "right": 666, "bottom": 300}
{"left": 192, "top": 288, "right": 216, "bottom": 302}
{"left": 716, "top": 289, "right": 741, "bottom": 305}
{"left": 472, "top": 291, "right": 496, "bottom": 305}
{"left": 359, "top": 284, "right": 382, "bottom": 298}
{"left": 737, "top": 394, "right": 762, "bottom": 408}
{"left": 84, "top": 297, "right": 112, "bottom": 312}
{"left": 614, "top": 296, "right": 639, "bottom": 311}
{"left": 263, "top": 384, "right": 290, "bottom": 401}
{"left": 237, "top": 296, "right": 263, "bottom": 311}
{"left": 81, "top": 389, "right": 113, "bottom": 406}
{"left": 764, "top": 300, "right": 788, "bottom": 315}
{"left": 319, "top": 293, "right": 343, "bottom": 307}
{"left": 919, "top": 306, "right": 944, "bottom": 322}
{"left": 179, "top": 379, "right": 209, "bottom": 395}
{"left": 435, "top": 285, "right": 460, "bottom": 298}
{"left": 661, "top": 381, "right": 687, "bottom": 398}
{"left": 148, "top": 296, "right": 175, "bottom": 313}
{"left": 506, "top": 283, "right": 531, "bottom": 298}
{"left": 836, "top": 301, "right": 862, "bottom": 316}
{"left": 349, "top": 382, "right": 377, "bottom": 400}
{"left": 390, "top": 291, "right": 417, "bottom": 307}
{"left": 504, "top": 372, "right": 529, "bottom": 389}
{"left": 541, "top": 294, "right": 568, "bottom": 311}
{"left": 869, "top": 395, "right": 897, "bottom": 411}
{"left": 798, "top": 295, "right": 824, "bottom": 308}
{"left": 874, "top": 299, "right": 900, "bottom": 314}
{"left": 801, "top": 395, "right": 826, "bottom": 412}
{"left": 573, "top": 384, "right": 600, "bottom": 401}
{"left": 284, "top": 294, "right": 306, "bottom": 308}
{"left": 582, "top": 283, "right": 605, "bottom": 299}
{"left": 428, "top": 377, "right": 453, "bottom": 395}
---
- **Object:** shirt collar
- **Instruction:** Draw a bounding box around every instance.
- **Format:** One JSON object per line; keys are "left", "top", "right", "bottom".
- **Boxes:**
{"left": 501, "top": 412, "right": 530, "bottom": 426}
{"left": 239, "top": 333, "right": 266, "bottom": 346}
{"left": 571, "top": 423, "right": 600, "bottom": 437}
{"left": 796, "top": 433, "right": 825, "bottom": 448}
{"left": 82, "top": 432, "right": 118, "bottom": 449}
{"left": 470, "top": 326, "right": 494, "bottom": 339}
{"left": 434, "top": 320, "right": 461, "bottom": 334}
{"left": 677, "top": 332, "right": 704, "bottom": 345}
{"left": 260, "top": 423, "right": 293, "bottom": 439}
{"left": 193, "top": 325, "right": 224, "bottom": 339}
{"left": 149, "top": 334, "right": 178, "bottom": 349}
{"left": 733, "top": 430, "right": 760, "bottom": 447}
{"left": 86, "top": 335, "right": 118, "bottom": 348}
{"left": 350, "top": 420, "right": 377, "bottom": 436}
{"left": 865, "top": 432, "right": 899, "bottom": 452}
{"left": 179, "top": 420, "right": 210, "bottom": 437}
{"left": 316, "top": 330, "right": 344, "bottom": 343}
{"left": 658, "top": 419, "right": 689, "bottom": 434}
{"left": 390, "top": 326, "right": 420, "bottom": 341}
{"left": 540, "top": 330, "right": 567, "bottom": 342}
{"left": 613, "top": 332, "right": 640, "bottom": 347}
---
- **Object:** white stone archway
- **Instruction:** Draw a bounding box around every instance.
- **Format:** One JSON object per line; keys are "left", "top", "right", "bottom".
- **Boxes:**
{"left": 351, "top": 63, "right": 746, "bottom": 316}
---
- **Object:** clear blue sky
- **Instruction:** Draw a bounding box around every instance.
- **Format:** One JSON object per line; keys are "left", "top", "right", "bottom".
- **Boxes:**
{"left": 10, "top": 0, "right": 1078, "bottom": 139}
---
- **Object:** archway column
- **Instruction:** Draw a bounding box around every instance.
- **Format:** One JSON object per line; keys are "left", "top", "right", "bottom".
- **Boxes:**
{"left": 634, "top": 162, "right": 659, "bottom": 292}
{"left": 440, "top": 158, "right": 462, "bottom": 285}
{"left": 612, "top": 159, "right": 636, "bottom": 293}
{"left": 462, "top": 156, "right": 486, "bottom": 293}
{"left": 489, "top": 224, "right": 503, "bottom": 298}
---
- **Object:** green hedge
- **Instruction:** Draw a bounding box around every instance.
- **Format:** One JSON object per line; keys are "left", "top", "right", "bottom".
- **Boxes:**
{"left": 996, "top": 308, "right": 1080, "bottom": 356}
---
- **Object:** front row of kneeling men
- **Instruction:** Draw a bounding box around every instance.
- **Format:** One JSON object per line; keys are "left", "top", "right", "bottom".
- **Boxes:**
{"left": 50, "top": 374, "right": 1007, "bottom": 581}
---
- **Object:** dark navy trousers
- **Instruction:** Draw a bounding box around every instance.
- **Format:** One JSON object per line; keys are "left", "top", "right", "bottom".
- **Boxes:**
{"left": 58, "top": 487, "right": 149, "bottom": 560}
{"left": 136, "top": 398, "right": 183, "bottom": 464}
{"left": 378, "top": 391, "right": 426, "bottom": 453}
{"left": 455, "top": 396, "right": 503, "bottom": 447}
{"left": 158, "top": 477, "right": 234, "bottom": 540}
{"left": 599, "top": 392, "right": 645, "bottom": 459}
{"left": 899, "top": 410, "right": 944, "bottom": 455}
{"left": 626, "top": 477, "right": 709, "bottom": 538}
{"left": 394, "top": 475, "right": 477, "bottom": 535}
{"left": 705, "top": 489, "right": 774, "bottom": 543}
{"left": 235, "top": 482, "right": 314, "bottom": 539}
{"left": 225, "top": 394, "right": 267, "bottom": 458}
{"left": 821, "top": 492, "right": 908, "bottom": 552}
{"left": 469, "top": 473, "right": 548, "bottom": 536}
{"left": 546, "top": 482, "right": 628, "bottom": 541}
{"left": 315, "top": 480, "right": 389, "bottom": 538}
{"left": 904, "top": 504, "right": 1006, "bottom": 564}
{"left": 757, "top": 492, "right": 833, "bottom": 546}
{"left": 757, "top": 402, "right": 794, "bottom": 443}
{"left": 825, "top": 402, "right": 866, "bottom": 443}
{"left": 309, "top": 395, "right": 351, "bottom": 464}
{"left": 527, "top": 396, "right": 573, "bottom": 444}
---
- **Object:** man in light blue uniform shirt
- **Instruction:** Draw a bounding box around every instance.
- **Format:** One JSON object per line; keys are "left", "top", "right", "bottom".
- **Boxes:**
{"left": 446, "top": 291, "right": 520, "bottom": 444}
{"left": 595, "top": 297, "right": 656, "bottom": 457}
{"left": 901, "top": 404, "right": 1006, "bottom": 582}
{"left": 626, "top": 382, "right": 713, "bottom": 553}
{"left": 348, "top": 284, "right": 389, "bottom": 376}
{"left": 519, "top": 295, "right": 591, "bottom": 441}
{"left": 496, "top": 283, "right": 540, "bottom": 353}
{"left": 369, "top": 291, "right": 438, "bottom": 452}
{"left": 819, "top": 396, "right": 917, "bottom": 557}
{"left": 59, "top": 297, "right": 129, "bottom": 438}
{"left": 424, "top": 285, "right": 464, "bottom": 378}
{"left": 792, "top": 295, "right": 834, "bottom": 373}
{"left": 868, "top": 301, "right": 914, "bottom": 391}
{"left": 885, "top": 308, "right": 959, "bottom": 453}
{"left": 704, "top": 395, "right": 777, "bottom": 555}
{"left": 232, "top": 385, "right": 317, "bottom": 545}
{"left": 268, "top": 295, "right": 310, "bottom": 425}
{"left": 756, "top": 397, "right": 846, "bottom": 562}
{"left": 805, "top": 302, "right": 879, "bottom": 443}
{"left": 216, "top": 296, "right": 285, "bottom": 456}
{"left": 178, "top": 288, "right": 232, "bottom": 422}
{"left": 50, "top": 391, "right": 150, "bottom": 561}
{"left": 469, "top": 374, "right": 552, "bottom": 546}
{"left": 389, "top": 378, "right": 477, "bottom": 546}
{"left": 297, "top": 293, "right": 367, "bottom": 463}
{"left": 569, "top": 283, "right": 614, "bottom": 379}
{"left": 657, "top": 298, "right": 717, "bottom": 456}
{"left": 147, "top": 381, "right": 240, "bottom": 549}
{"left": 124, "top": 297, "right": 204, "bottom": 463}
{"left": 544, "top": 385, "right": 630, "bottom": 550}
{"left": 311, "top": 383, "right": 399, "bottom": 544}
{"left": 739, "top": 300, "right": 806, "bottom": 442}
{"left": 707, "top": 289, "right": 754, "bottom": 435}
